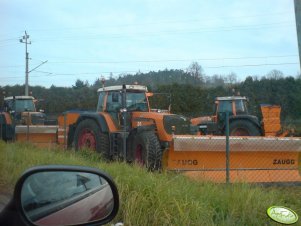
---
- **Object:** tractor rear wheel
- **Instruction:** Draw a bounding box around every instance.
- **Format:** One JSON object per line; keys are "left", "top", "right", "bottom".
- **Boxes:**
{"left": 229, "top": 120, "right": 261, "bottom": 136}
{"left": 74, "top": 119, "right": 110, "bottom": 160}
{"left": 129, "top": 131, "right": 162, "bottom": 171}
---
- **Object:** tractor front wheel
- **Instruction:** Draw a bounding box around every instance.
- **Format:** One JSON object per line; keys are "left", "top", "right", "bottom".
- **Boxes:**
{"left": 74, "top": 119, "right": 110, "bottom": 160}
{"left": 129, "top": 131, "right": 162, "bottom": 171}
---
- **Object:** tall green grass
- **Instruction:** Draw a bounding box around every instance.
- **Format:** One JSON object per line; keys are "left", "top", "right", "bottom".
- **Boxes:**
{"left": 0, "top": 141, "right": 300, "bottom": 226}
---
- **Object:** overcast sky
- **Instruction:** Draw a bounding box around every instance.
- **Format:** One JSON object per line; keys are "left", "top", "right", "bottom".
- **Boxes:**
{"left": 0, "top": 0, "right": 299, "bottom": 88}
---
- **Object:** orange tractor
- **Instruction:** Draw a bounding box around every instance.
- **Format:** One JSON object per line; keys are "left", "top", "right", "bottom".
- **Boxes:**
{"left": 1, "top": 96, "right": 46, "bottom": 141}
{"left": 56, "top": 84, "right": 195, "bottom": 170}
{"left": 191, "top": 96, "right": 286, "bottom": 137}
{"left": 0, "top": 96, "right": 57, "bottom": 143}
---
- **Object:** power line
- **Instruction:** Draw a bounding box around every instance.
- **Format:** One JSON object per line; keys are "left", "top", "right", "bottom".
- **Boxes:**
{"left": 0, "top": 54, "right": 297, "bottom": 68}
{"left": 205, "top": 62, "right": 299, "bottom": 69}
{"left": 1, "top": 62, "right": 298, "bottom": 79}
{"left": 43, "top": 54, "right": 298, "bottom": 65}
{"left": 0, "top": 65, "right": 24, "bottom": 68}
{"left": 0, "top": 37, "right": 19, "bottom": 43}
{"left": 0, "top": 43, "right": 19, "bottom": 48}
{"left": 5, "top": 11, "right": 293, "bottom": 33}
{"left": 0, "top": 19, "right": 294, "bottom": 44}
{"left": 28, "top": 21, "right": 294, "bottom": 43}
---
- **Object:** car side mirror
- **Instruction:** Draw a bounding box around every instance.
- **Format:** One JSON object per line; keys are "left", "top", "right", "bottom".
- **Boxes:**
{"left": 1, "top": 165, "right": 119, "bottom": 226}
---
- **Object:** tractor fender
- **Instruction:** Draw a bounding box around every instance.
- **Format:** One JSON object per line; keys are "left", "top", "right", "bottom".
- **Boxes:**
{"left": 68, "top": 112, "right": 109, "bottom": 147}
{"left": 135, "top": 124, "right": 156, "bottom": 133}
{"left": 128, "top": 125, "right": 157, "bottom": 142}
{"left": 128, "top": 125, "right": 168, "bottom": 151}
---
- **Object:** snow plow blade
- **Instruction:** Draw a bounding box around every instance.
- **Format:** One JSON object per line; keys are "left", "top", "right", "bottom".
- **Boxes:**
{"left": 165, "top": 135, "right": 301, "bottom": 184}
{"left": 15, "top": 125, "right": 58, "bottom": 148}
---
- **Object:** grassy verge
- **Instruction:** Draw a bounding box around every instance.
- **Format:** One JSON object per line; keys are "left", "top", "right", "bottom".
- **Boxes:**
{"left": 0, "top": 141, "right": 300, "bottom": 226}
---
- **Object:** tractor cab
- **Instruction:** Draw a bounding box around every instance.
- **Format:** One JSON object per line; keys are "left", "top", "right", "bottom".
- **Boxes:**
{"left": 192, "top": 96, "right": 261, "bottom": 136}
{"left": 212, "top": 96, "right": 260, "bottom": 135}
{"left": 96, "top": 85, "right": 151, "bottom": 129}
{"left": 4, "top": 96, "right": 36, "bottom": 113}
{"left": 3, "top": 96, "right": 46, "bottom": 125}
{"left": 94, "top": 84, "right": 193, "bottom": 138}
{"left": 97, "top": 85, "right": 149, "bottom": 113}
{"left": 213, "top": 96, "right": 249, "bottom": 121}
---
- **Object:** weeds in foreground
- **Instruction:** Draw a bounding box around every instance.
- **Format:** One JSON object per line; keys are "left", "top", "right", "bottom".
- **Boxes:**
{"left": 0, "top": 141, "right": 300, "bottom": 226}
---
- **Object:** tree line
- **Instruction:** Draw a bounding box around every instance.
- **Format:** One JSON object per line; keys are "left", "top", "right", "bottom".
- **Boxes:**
{"left": 1, "top": 66, "right": 300, "bottom": 123}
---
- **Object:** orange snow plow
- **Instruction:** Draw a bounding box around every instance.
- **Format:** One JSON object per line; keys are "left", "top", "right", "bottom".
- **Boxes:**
{"left": 14, "top": 125, "right": 58, "bottom": 148}
{"left": 165, "top": 135, "right": 301, "bottom": 184}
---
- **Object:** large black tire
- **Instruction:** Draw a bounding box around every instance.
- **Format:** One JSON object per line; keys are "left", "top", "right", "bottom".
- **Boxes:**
{"left": 229, "top": 120, "right": 261, "bottom": 136}
{"left": 0, "top": 113, "right": 14, "bottom": 142}
{"left": 73, "top": 119, "right": 110, "bottom": 160}
{"left": 128, "top": 131, "right": 162, "bottom": 171}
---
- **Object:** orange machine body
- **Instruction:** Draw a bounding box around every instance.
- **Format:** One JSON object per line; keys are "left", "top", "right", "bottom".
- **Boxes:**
{"left": 166, "top": 135, "right": 301, "bottom": 183}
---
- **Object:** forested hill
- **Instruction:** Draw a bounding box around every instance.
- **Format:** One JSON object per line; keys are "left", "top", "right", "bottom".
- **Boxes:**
{"left": 1, "top": 68, "right": 301, "bottom": 122}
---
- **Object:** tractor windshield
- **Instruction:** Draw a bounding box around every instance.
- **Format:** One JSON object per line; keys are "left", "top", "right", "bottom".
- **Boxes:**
{"left": 103, "top": 91, "right": 149, "bottom": 112}
{"left": 14, "top": 99, "right": 36, "bottom": 112}
{"left": 216, "top": 99, "right": 248, "bottom": 115}
{"left": 235, "top": 99, "right": 248, "bottom": 114}
{"left": 126, "top": 92, "right": 149, "bottom": 112}
{"left": 218, "top": 101, "right": 232, "bottom": 113}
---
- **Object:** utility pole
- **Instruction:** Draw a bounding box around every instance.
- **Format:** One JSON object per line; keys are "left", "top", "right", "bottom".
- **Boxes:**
{"left": 19, "top": 31, "right": 31, "bottom": 96}
{"left": 295, "top": 0, "right": 301, "bottom": 72}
